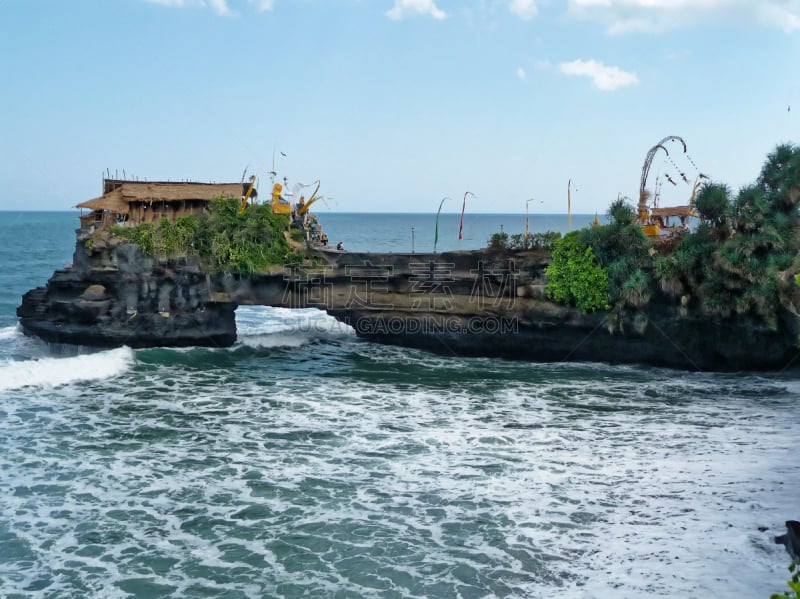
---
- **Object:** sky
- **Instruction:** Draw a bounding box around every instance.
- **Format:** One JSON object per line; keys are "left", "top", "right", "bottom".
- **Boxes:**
{"left": 1, "top": 0, "right": 799, "bottom": 214}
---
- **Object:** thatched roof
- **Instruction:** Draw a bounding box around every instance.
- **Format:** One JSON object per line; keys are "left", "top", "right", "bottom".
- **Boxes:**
{"left": 76, "top": 182, "right": 253, "bottom": 212}
{"left": 651, "top": 205, "right": 696, "bottom": 218}
{"left": 76, "top": 189, "right": 129, "bottom": 214}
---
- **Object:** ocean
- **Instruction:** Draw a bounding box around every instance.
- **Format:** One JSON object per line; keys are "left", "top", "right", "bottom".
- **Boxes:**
{"left": 310, "top": 212, "right": 600, "bottom": 254}
{"left": 0, "top": 210, "right": 798, "bottom": 598}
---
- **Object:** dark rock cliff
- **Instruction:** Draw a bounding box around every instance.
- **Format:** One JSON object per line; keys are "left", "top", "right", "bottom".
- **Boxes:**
{"left": 17, "top": 235, "right": 800, "bottom": 371}
{"left": 18, "top": 234, "right": 236, "bottom": 348}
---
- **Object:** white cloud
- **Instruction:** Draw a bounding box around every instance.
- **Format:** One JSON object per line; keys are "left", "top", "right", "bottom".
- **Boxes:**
{"left": 250, "top": 0, "right": 274, "bottom": 11}
{"left": 517, "top": 67, "right": 527, "bottom": 79}
{"left": 208, "top": 0, "right": 232, "bottom": 16}
{"left": 758, "top": 1, "right": 800, "bottom": 33}
{"left": 509, "top": 0, "right": 539, "bottom": 20}
{"left": 606, "top": 17, "right": 660, "bottom": 34}
{"left": 145, "top": 0, "right": 273, "bottom": 16}
{"left": 146, "top": 0, "right": 201, "bottom": 7}
{"left": 567, "top": 0, "right": 800, "bottom": 34}
{"left": 386, "top": 0, "right": 447, "bottom": 20}
{"left": 558, "top": 58, "right": 638, "bottom": 91}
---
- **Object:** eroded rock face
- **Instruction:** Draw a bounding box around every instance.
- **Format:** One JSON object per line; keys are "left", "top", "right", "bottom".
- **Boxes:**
{"left": 17, "top": 236, "right": 236, "bottom": 348}
{"left": 338, "top": 307, "right": 797, "bottom": 371}
{"left": 17, "top": 239, "right": 800, "bottom": 371}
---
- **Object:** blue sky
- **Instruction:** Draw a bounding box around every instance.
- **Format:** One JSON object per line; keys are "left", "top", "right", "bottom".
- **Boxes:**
{"left": 1, "top": 0, "right": 798, "bottom": 213}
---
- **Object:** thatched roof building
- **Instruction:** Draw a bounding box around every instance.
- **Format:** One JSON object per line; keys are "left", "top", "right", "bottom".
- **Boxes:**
{"left": 650, "top": 204, "right": 697, "bottom": 232}
{"left": 650, "top": 205, "right": 696, "bottom": 219}
{"left": 77, "top": 180, "right": 256, "bottom": 228}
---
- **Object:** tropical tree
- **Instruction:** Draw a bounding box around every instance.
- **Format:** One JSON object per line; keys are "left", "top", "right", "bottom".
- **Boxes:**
{"left": 579, "top": 197, "right": 656, "bottom": 328}
{"left": 670, "top": 143, "right": 800, "bottom": 329}
{"left": 694, "top": 182, "right": 731, "bottom": 233}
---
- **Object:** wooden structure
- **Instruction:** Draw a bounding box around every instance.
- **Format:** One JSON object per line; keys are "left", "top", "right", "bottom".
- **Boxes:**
{"left": 76, "top": 179, "right": 257, "bottom": 228}
{"left": 637, "top": 136, "right": 697, "bottom": 238}
{"left": 650, "top": 205, "right": 696, "bottom": 233}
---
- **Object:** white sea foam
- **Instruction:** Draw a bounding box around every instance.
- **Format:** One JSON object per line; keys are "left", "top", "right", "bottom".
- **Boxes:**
{"left": 0, "top": 346, "right": 134, "bottom": 391}
{"left": 235, "top": 305, "right": 354, "bottom": 349}
{"left": 0, "top": 324, "right": 19, "bottom": 341}
{"left": 0, "top": 356, "right": 797, "bottom": 598}
{"left": 237, "top": 333, "right": 315, "bottom": 349}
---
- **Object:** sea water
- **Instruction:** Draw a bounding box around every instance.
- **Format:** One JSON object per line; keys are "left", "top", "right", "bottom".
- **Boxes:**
{"left": 0, "top": 211, "right": 799, "bottom": 598}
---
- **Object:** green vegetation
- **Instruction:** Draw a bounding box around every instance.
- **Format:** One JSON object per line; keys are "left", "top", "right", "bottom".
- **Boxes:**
{"left": 488, "top": 231, "right": 562, "bottom": 251}
{"left": 577, "top": 197, "right": 656, "bottom": 330}
{"left": 544, "top": 231, "right": 610, "bottom": 313}
{"left": 110, "top": 196, "right": 306, "bottom": 274}
{"left": 693, "top": 181, "right": 730, "bottom": 227}
{"left": 488, "top": 232, "right": 509, "bottom": 250}
{"left": 666, "top": 143, "right": 800, "bottom": 329}
{"left": 536, "top": 142, "right": 800, "bottom": 332}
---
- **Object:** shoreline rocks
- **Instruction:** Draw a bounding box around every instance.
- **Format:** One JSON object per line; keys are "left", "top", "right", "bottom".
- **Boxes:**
{"left": 17, "top": 237, "right": 800, "bottom": 371}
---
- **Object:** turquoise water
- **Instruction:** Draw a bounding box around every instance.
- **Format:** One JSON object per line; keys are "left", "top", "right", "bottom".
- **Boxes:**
{"left": 1, "top": 211, "right": 799, "bottom": 598}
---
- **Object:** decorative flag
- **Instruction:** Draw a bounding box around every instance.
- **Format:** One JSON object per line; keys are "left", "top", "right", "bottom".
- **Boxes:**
{"left": 567, "top": 179, "right": 572, "bottom": 231}
{"left": 459, "top": 191, "right": 474, "bottom": 241}
{"left": 434, "top": 197, "right": 448, "bottom": 253}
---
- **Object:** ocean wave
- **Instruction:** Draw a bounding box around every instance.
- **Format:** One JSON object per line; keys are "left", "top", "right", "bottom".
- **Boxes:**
{"left": 236, "top": 333, "right": 317, "bottom": 349}
{"left": 0, "top": 324, "right": 20, "bottom": 341}
{"left": 0, "top": 346, "right": 134, "bottom": 391}
{"left": 235, "top": 306, "right": 355, "bottom": 349}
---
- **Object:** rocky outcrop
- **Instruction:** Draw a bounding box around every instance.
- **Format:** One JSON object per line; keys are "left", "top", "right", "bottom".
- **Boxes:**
{"left": 17, "top": 233, "right": 800, "bottom": 371}
{"left": 18, "top": 234, "right": 236, "bottom": 348}
{"left": 342, "top": 306, "right": 797, "bottom": 371}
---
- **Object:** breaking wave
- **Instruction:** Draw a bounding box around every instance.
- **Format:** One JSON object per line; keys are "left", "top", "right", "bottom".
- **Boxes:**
{"left": 234, "top": 306, "right": 355, "bottom": 349}
{"left": 0, "top": 324, "right": 19, "bottom": 341}
{"left": 0, "top": 346, "right": 134, "bottom": 391}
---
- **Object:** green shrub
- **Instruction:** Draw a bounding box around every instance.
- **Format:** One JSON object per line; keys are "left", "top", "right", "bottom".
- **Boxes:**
{"left": 112, "top": 222, "right": 157, "bottom": 255}
{"left": 694, "top": 182, "right": 731, "bottom": 230}
{"left": 545, "top": 231, "right": 609, "bottom": 313}
{"left": 110, "top": 196, "right": 299, "bottom": 274}
{"left": 529, "top": 231, "right": 562, "bottom": 251}
{"left": 290, "top": 228, "right": 306, "bottom": 244}
{"left": 606, "top": 196, "right": 637, "bottom": 226}
{"left": 665, "top": 144, "right": 800, "bottom": 330}
{"left": 488, "top": 232, "right": 509, "bottom": 250}
{"left": 579, "top": 203, "right": 655, "bottom": 318}
{"left": 489, "top": 231, "right": 561, "bottom": 251}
